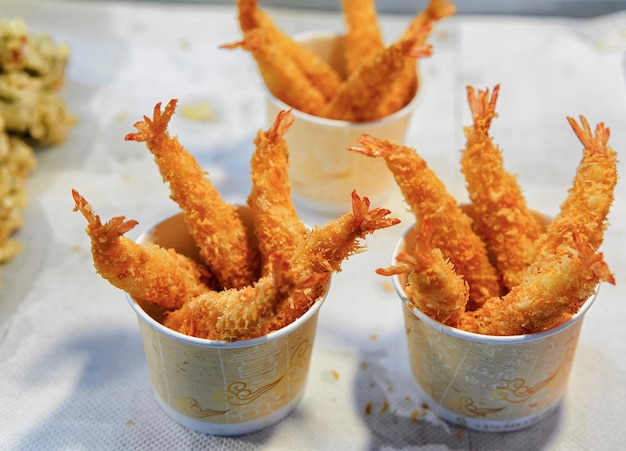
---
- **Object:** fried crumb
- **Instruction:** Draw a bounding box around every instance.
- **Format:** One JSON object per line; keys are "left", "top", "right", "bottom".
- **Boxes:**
{"left": 369, "top": 333, "right": 378, "bottom": 340}
{"left": 71, "top": 245, "right": 82, "bottom": 252}
{"left": 455, "top": 428, "right": 463, "bottom": 440}
{"left": 421, "top": 402, "right": 429, "bottom": 410}
{"left": 435, "top": 29, "right": 451, "bottom": 42}
{"left": 125, "top": 419, "right": 135, "bottom": 426}
{"left": 365, "top": 402, "right": 372, "bottom": 414}
{"left": 360, "top": 361, "right": 368, "bottom": 370}
{"left": 380, "top": 401, "right": 388, "bottom": 413}
{"left": 180, "top": 101, "right": 215, "bottom": 121}
{"left": 382, "top": 281, "right": 393, "bottom": 293}
{"left": 331, "top": 370, "right": 340, "bottom": 380}
{"left": 410, "top": 410, "right": 421, "bottom": 422}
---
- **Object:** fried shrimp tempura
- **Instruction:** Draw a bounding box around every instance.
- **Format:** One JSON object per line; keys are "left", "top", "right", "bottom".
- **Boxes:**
{"left": 459, "top": 234, "right": 615, "bottom": 335}
{"left": 125, "top": 99, "right": 261, "bottom": 290}
{"left": 221, "top": 29, "right": 328, "bottom": 116}
{"left": 528, "top": 116, "right": 618, "bottom": 266}
{"left": 293, "top": 190, "right": 400, "bottom": 275}
{"left": 236, "top": 0, "right": 342, "bottom": 101}
{"left": 376, "top": 219, "right": 469, "bottom": 326}
{"left": 376, "top": 0, "right": 456, "bottom": 118}
{"left": 403, "top": 0, "right": 457, "bottom": 39}
{"left": 72, "top": 190, "right": 215, "bottom": 311}
{"left": 323, "top": 33, "right": 432, "bottom": 122}
{"left": 255, "top": 190, "right": 400, "bottom": 335}
{"left": 461, "top": 85, "right": 544, "bottom": 290}
{"left": 164, "top": 254, "right": 329, "bottom": 341}
{"left": 341, "top": 0, "right": 385, "bottom": 75}
{"left": 350, "top": 134, "right": 501, "bottom": 307}
{"left": 248, "top": 109, "right": 307, "bottom": 275}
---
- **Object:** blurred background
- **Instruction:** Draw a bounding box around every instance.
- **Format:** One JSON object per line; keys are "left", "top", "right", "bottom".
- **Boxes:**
{"left": 120, "top": 0, "right": 626, "bottom": 18}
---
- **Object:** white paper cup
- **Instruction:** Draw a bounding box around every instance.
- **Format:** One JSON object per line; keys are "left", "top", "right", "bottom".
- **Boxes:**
{"left": 129, "top": 210, "right": 327, "bottom": 435}
{"left": 390, "top": 221, "right": 596, "bottom": 432}
{"left": 265, "top": 31, "right": 421, "bottom": 214}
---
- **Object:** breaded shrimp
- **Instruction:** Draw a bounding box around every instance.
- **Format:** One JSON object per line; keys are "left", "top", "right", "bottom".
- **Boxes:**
{"left": 256, "top": 190, "right": 400, "bottom": 334}
{"left": 376, "top": 0, "right": 456, "bottom": 118}
{"left": 236, "top": 0, "right": 260, "bottom": 32}
{"left": 125, "top": 100, "right": 261, "bottom": 290}
{"left": 461, "top": 85, "right": 544, "bottom": 290}
{"left": 164, "top": 254, "right": 329, "bottom": 341}
{"left": 248, "top": 109, "right": 307, "bottom": 274}
{"left": 221, "top": 29, "right": 328, "bottom": 116}
{"left": 72, "top": 189, "right": 215, "bottom": 311}
{"left": 376, "top": 219, "right": 469, "bottom": 326}
{"left": 293, "top": 190, "right": 400, "bottom": 275}
{"left": 236, "top": 0, "right": 342, "bottom": 100}
{"left": 350, "top": 134, "right": 502, "bottom": 307}
{"left": 529, "top": 116, "right": 618, "bottom": 265}
{"left": 402, "top": 0, "right": 457, "bottom": 39}
{"left": 323, "top": 34, "right": 432, "bottom": 122}
{"left": 341, "top": 0, "right": 385, "bottom": 75}
{"left": 459, "top": 234, "right": 615, "bottom": 336}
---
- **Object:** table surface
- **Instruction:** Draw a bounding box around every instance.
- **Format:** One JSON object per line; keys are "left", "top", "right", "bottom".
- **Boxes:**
{"left": 1, "top": 1, "right": 625, "bottom": 450}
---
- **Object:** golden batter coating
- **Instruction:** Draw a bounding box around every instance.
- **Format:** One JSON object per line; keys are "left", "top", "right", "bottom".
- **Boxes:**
{"left": 322, "top": 34, "right": 432, "bottom": 122}
{"left": 459, "top": 234, "right": 615, "bottom": 335}
{"left": 72, "top": 190, "right": 216, "bottom": 311}
{"left": 221, "top": 29, "right": 328, "bottom": 116}
{"left": 232, "top": 0, "right": 456, "bottom": 121}
{"left": 376, "top": 0, "right": 457, "bottom": 118}
{"left": 350, "top": 134, "right": 502, "bottom": 307}
{"left": 461, "top": 85, "right": 544, "bottom": 290}
{"left": 236, "top": 0, "right": 342, "bottom": 101}
{"left": 164, "top": 254, "right": 329, "bottom": 341}
{"left": 528, "top": 116, "right": 618, "bottom": 267}
{"left": 247, "top": 109, "right": 307, "bottom": 275}
{"left": 254, "top": 190, "right": 400, "bottom": 335}
{"left": 377, "top": 219, "right": 469, "bottom": 326}
{"left": 340, "top": 0, "right": 384, "bottom": 76}
{"left": 125, "top": 99, "right": 261, "bottom": 290}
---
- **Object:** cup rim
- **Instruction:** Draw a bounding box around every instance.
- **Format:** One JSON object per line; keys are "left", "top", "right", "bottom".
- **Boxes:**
{"left": 265, "top": 30, "right": 424, "bottom": 128}
{"left": 390, "top": 222, "right": 598, "bottom": 344}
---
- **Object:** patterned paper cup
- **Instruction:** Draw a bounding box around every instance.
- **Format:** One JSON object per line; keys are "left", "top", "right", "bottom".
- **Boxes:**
{"left": 128, "top": 210, "right": 328, "bottom": 435}
{"left": 265, "top": 31, "right": 421, "bottom": 214}
{"left": 390, "top": 223, "right": 596, "bottom": 432}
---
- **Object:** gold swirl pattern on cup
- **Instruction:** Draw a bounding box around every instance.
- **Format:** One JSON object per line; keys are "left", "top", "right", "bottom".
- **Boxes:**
{"left": 491, "top": 371, "right": 558, "bottom": 404}
{"left": 213, "top": 375, "right": 286, "bottom": 406}
{"left": 457, "top": 397, "right": 506, "bottom": 418}
{"left": 176, "top": 397, "right": 230, "bottom": 418}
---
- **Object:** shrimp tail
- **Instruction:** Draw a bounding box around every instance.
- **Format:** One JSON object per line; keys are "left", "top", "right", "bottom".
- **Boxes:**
{"left": 375, "top": 260, "right": 411, "bottom": 277}
{"left": 567, "top": 115, "right": 610, "bottom": 154}
{"left": 349, "top": 133, "right": 395, "bottom": 158}
{"left": 351, "top": 190, "right": 401, "bottom": 231}
{"left": 125, "top": 99, "right": 178, "bottom": 145}
{"left": 575, "top": 234, "right": 615, "bottom": 286}
{"left": 72, "top": 189, "right": 138, "bottom": 241}
{"left": 467, "top": 84, "right": 499, "bottom": 130}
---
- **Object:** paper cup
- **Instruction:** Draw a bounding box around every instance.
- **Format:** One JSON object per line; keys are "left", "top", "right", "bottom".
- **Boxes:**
{"left": 128, "top": 210, "right": 327, "bottom": 435}
{"left": 265, "top": 31, "right": 421, "bottom": 214}
{"left": 390, "top": 221, "right": 596, "bottom": 432}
